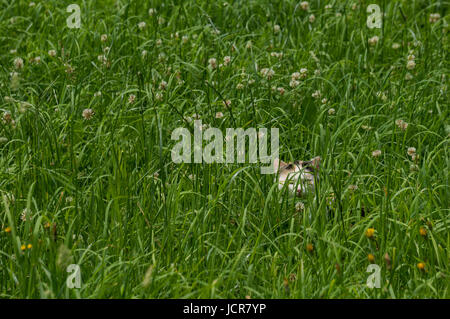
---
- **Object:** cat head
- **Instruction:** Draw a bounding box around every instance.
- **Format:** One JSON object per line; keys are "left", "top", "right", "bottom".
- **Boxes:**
{"left": 273, "top": 156, "right": 320, "bottom": 196}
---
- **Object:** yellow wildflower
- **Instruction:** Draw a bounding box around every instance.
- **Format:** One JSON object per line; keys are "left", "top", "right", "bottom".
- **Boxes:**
{"left": 365, "top": 228, "right": 375, "bottom": 238}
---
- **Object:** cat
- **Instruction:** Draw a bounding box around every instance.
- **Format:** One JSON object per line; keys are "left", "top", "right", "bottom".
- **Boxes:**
{"left": 273, "top": 156, "right": 370, "bottom": 218}
{"left": 273, "top": 156, "right": 320, "bottom": 197}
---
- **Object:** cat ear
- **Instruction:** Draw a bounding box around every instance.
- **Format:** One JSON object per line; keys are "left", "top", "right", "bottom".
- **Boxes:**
{"left": 311, "top": 156, "right": 320, "bottom": 169}
{"left": 273, "top": 158, "right": 286, "bottom": 173}
{"left": 302, "top": 156, "right": 320, "bottom": 171}
{"left": 273, "top": 158, "right": 280, "bottom": 173}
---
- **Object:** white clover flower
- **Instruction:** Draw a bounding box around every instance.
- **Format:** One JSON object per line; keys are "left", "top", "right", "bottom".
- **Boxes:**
{"left": 159, "top": 80, "right": 167, "bottom": 90}
{"left": 48, "top": 49, "right": 57, "bottom": 57}
{"left": 65, "top": 196, "right": 74, "bottom": 204}
{"left": 82, "top": 108, "right": 94, "bottom": 120}
{"left": 14, "top": 57, "right": 24, "bottom": 69}
{"left": 309, "top": 14, "right": 315, "bottom": 23}
{"left": 223, "top": 56, "right": 231, "bottom": 66}
{"left": 392, "top": 43, "right": 400, "bottom": 49}
{"left": 290, "top": 80, "right": 300, "bottom": 88}
{"left": 172, "top": 32, "right": 180, "bottom": 40}
{"left": 21, "top": 208, "right": 32, "bottom": 221}
{"left": 215, "top": 112, "right": 224, "bottom": 119}
{"left": 368, "top": 36, "right": 379, "bottom": 46}
{"left": 97, "top": 55, "right": 107, "bottom": 63}
{"left": 395, "top": 119, "right": 408, "bottom": 131}
{"left": 312, "top": 90, "right": 321, "bottom": 98}
{"left": 3, "top": 111, "right": 12, "bottom": 124}
{"left": 101, "top": 34, "right": 108, "bottom": 42}
{"left": 270, "top": 52, "right": 278, "bottom": 58}
{"left": 328, "top": 108, "right": 335, "bottom": 115}
{"left": 149, "top": 8, "right": 157, "bottom": 16}
{"left": 208, "top": 58, "right": 217, "bottom": 69}
{"left": 406, "top": 60, "right": 416, "bottom": 70}
{"left": 158, "top": 52, "right": 166, "bottom": 62}
{"left": 128, "top": 94, "right": 136, "bottom": 104}
{"left": 295, "top": 202, "right": 305, "bottom": 212}
{"left": 141, "top": 50, "right": 148, "bottom": 58}
{"left": 245, "top": 41, "right": 252, "bottom": 49}
{"left": 260, "top": 68, "right": 274, "bottom": 79}
{"left": 300, "top": 1, "right": 309, "bottom": 11}
{"left": 138, "top": 22, "right": 146, "bottom": 30}
{"left": 273, "top": 24, "right": 281, "bottom": 33}
{"left": 429, "top": 13, "right": 440, "bottom": 23}
{"left": 372, "top": 150, "right": 382, "bottom": 157}
{"left": 236, "top": 83, "right": 244, "bottom": 90}
{"left": 407, "top": 147, "right": 416, "bottom": 156}
{"left": 182, "top": 35, "right": 189, "bottom": 44}
{"left": 94, "top": 91, "right": 102, "bottom": 97}
{"left": 299, "top": 68, "right": 308, "bottom": 78}
{"left": 291, "top": 72, "right": 300, "bottom": 80}
{"left": 223, "top": 100, "right": 231, "bottom": 107}
{"left": 321, "top": 98, "right": 328, "bottom": 104}
{"left": 277, "top": 87, "right": 285, "bottom": 95}
{"left": 32, "top": 56, "right": 41, "bottom": 64}
{"left": 10, "top": 49, "right": 17, "bottom": 54}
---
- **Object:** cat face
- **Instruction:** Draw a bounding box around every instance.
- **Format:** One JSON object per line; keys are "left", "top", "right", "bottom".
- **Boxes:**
{"left": 273, "top": 156, "right": 320, "bottom": 196}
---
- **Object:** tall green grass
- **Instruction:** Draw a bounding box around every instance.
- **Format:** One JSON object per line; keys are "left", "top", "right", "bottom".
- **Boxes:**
{"left": 0, "top": 0, "right": 448, "bottom": 298}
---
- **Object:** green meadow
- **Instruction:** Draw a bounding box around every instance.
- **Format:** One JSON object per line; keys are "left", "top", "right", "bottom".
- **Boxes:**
{"left": 0, "top": 0, "right": 448, "bottom": 298}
